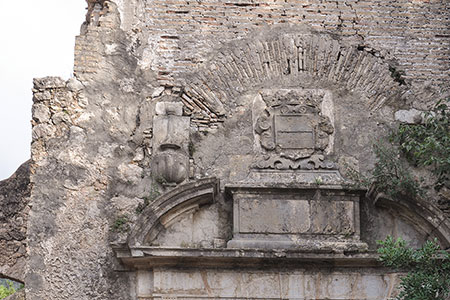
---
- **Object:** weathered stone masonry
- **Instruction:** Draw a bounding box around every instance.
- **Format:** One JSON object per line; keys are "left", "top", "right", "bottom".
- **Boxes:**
{"left": 0, "top": 161, "right": 30, "bottom": 284}
{"left": 141, "top": 0, "right": 449, "bottom": 87}
{"left": 22, "top": 0, "right": 450, "bottom": 299}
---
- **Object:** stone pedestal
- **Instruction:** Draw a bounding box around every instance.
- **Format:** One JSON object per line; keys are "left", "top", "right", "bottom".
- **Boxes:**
{"left": 226, "top": 184, "right": 368, "bottom": 251}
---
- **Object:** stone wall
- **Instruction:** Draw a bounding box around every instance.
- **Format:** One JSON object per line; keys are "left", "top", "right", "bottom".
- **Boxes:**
{"left": 25, "top": 0, "right": 450, "bottom": 299}
{"left": 28, "top": 73, "right": 148, "bottom": 299}
{"left": 74, "top": 0, "right": 449, "bottom": 105}
{"left": 115, "top": 0, "right": 449, "bottom": 90}
{"left": 0, "top": 161, "right": 30, "bottom": 283}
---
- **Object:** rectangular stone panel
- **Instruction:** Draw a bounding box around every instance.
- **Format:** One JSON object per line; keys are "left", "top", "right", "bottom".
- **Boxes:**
{"left": 238, "top": 198, "right": 310, "bottom": 234}
{"left": 310, "top": 200, "right": 355, "bottom": 235}
{"left": 274, "top": 115, "right": 314, "bottom": 149}
{"left": 150, "top": 268, "right": 398, "bottom": 300}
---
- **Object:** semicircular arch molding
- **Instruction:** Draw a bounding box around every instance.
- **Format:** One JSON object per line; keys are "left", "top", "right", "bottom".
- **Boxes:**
{"left": 373, "top": 193, "right": 450, "bottom": 249}
{"left": 127, "top": 177, "right": 219, "bottom": 247}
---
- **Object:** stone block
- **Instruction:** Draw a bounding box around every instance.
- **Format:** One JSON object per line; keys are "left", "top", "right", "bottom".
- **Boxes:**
{"left": 310, "top": 199, "right": 354, "bottom": 235}
{"left": 153, "top": 116, "right": 190, "bottom": 153}
{"left": 239, "top": 198, "right": 310, "bottom": 234}
{"left": 155, "top": 102, "right": 184, "bottom": 116}
{"left": 226, "top": 185, "right": 363, "bottom": 249}
{"left": 137, "top": 270, "right": 153, "bottom": 298}
{"left": 394, "top": 108, "right": 425, "bottom": 124}
{"left": 32, "top": 77, "right": 66, "bottom": 90}
{"left": 32, "top": 104, "right": 51, "bottom": 123}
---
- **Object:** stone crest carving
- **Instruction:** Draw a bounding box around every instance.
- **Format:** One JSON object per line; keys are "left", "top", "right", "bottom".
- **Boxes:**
{"left": 253, "top": 90, "right": 335, "bottom": 170}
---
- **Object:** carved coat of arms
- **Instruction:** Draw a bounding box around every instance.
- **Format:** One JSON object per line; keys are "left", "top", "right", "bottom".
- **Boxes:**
{"left": 253, "top": 90, "right": 335, "bottom": 170}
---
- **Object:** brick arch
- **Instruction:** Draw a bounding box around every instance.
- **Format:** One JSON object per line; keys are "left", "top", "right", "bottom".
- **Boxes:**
{"left": 177, "top": 28, "right": 407, "bottom": 124}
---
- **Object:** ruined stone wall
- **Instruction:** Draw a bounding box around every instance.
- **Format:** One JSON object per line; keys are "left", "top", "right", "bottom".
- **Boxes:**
{"left": 0, "top": 161, "right": 30, "bottom": 283}
{"left": 25, "top": 0, "right": 450, "bottom": 299}
{"left": 116, "top": 0, "right": 449, "bottom": 89}
{"left": 73, "top": 0, "right": 450, "bottom": 107}
{"left": 28, "top": 72, "right": 150, "bottom": 298}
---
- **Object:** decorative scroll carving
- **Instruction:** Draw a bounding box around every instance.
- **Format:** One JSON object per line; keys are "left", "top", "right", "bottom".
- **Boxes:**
{"left": 253, "top": 90, "right": 335, "bottom": 170}
{"left": 254, "top": 154, "right": 336, "bottom": 170}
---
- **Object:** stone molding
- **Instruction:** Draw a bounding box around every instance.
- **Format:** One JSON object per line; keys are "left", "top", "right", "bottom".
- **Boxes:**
{"left": 114, "top": 246, "right": 380, "bottom": 270}
{"left": 370, "top": 189, "right": 450, "bottom": 249}
{"left": 127, "top": 177, "right": 219, "bottom": 247}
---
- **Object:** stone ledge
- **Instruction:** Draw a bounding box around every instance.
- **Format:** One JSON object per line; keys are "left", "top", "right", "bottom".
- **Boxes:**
{"left": 225, "top": 182, "right": 366, "bottom": 193}
{"left": 114, "top": 246, "right": 380, "bottom": 269}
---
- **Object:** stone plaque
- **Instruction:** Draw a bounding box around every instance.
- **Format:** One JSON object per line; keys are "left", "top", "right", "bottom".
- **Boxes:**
{"left": 310, "top": 200, "right": 355, "bottom": 235}
{"left": 239, "top": 199, "right": 310, "bottom": 234}
{"left": 274, "top": 115, "right": 314, "bottom": 150}
{"left": 226, "top": 186, "right": 365, "bottom": 250}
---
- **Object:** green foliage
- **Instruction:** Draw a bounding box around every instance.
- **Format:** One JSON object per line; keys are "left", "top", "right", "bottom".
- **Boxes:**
{"left": 393, "top": 99, "right": 450, "bottom": 191}
{"left": 345, "top": 99, "right": 450, "bottom": 200}
{"left": 344, "top": 140, "right": 423, "bottom": 199}
{"left": 378, "top": 236, "right": 450, "bottom": 300}
{"left": 314, "top": 176, "right": 323, "bottom": 185}
{"left": 135, "top": 183, "right": 160, "bottom": 214}
{"left": 112, "top": 214, "right": 130, "bottom": 232}
{"left": 371, "top": 141, "right": 423, "bottom": 199}
{"left": 0, "top": 280, "right": 23, "bottom": 299}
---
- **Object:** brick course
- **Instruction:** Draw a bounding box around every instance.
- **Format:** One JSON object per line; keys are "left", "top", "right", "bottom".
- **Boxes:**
{"left": 138, "top": 0, "right": 449, "bottom": 87}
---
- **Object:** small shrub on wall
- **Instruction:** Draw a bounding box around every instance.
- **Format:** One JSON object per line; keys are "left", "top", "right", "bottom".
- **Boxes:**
{"left": 378, "top": 236, "right": 450, "bottom": 300}
{"left": 346, "top": 98, "right": 449, "bottom": 203}
{"left": 0, "top": 280, "right": 22, "bottom": 299}
{"left": 393, "top": 99, "right": 449, "bottom": 191}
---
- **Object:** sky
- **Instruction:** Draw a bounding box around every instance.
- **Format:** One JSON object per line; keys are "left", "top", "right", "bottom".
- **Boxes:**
{"left": 0, "top": 1, "right": 86, "bottom": 180}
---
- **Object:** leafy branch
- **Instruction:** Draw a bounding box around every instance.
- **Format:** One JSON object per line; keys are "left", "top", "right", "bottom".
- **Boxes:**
{"left": 378, "top": 236, "right": 450, "bottom": 300}
{"left": 393, "top": 99, "right": 449, "bottom": 191}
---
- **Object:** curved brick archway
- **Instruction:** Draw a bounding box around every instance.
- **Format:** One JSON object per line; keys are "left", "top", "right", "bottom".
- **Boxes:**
{"left": 176, "top": 27, "right": 407, "bottom": 124}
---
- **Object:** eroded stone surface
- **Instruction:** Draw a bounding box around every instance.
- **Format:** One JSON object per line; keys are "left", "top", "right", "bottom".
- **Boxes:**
{"left": 0, "top": 161, "right": 30, "bottom": 283}
{"left": 148, "top": 268, "right": 401, "bottom": 300}
{"left": 239, "top": 199, "right": 311, "bottom": 234}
